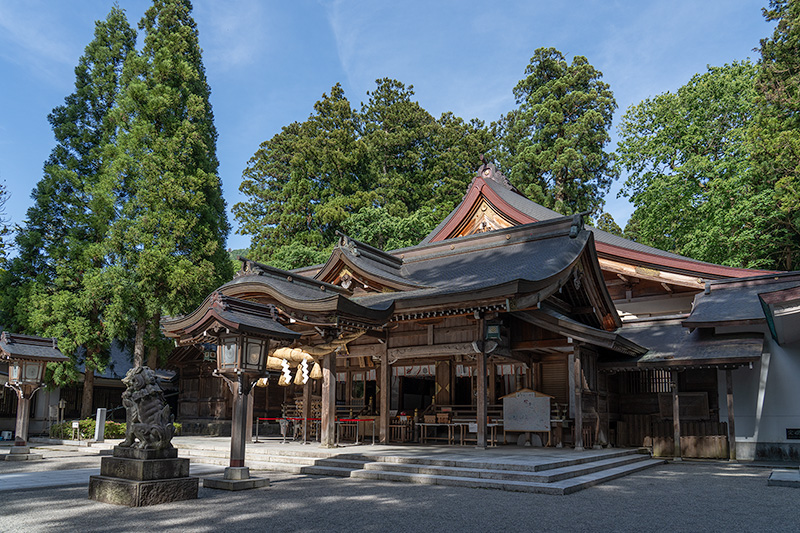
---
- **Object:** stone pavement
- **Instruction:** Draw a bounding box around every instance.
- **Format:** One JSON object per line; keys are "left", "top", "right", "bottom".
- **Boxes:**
{"left": 1, "top": 440, "right": 798, "bottom": 532}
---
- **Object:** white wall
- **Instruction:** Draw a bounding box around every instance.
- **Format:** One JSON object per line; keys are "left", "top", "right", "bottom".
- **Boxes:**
{"left": 717, "top": 325, "right": 800, "bottom": 461}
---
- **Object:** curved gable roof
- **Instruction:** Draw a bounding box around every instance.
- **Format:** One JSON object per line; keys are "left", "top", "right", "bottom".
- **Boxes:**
{"left": 423, "top": 171, "right": 775, "bottom": 280}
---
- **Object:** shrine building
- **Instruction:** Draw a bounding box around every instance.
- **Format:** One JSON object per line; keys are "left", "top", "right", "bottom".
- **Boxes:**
{"left": 164, "top": 163, "right": 798, "bottom": 461}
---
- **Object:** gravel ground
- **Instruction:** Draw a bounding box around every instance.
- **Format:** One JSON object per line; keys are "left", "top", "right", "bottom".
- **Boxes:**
{"left": 1, "top": 449, "right": 797, "bottom": 533}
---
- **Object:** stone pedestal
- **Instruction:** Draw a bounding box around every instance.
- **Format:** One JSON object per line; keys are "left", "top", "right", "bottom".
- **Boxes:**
{"left": 768, "top": 469, "right": 800, "bottom": 488}
{"left": 202, "top": 466, "right": 269, "bottom": 491}
{"left": 88, "top": 446, "right": 198, "bottom": 506}
{"left": 2, "top": 444, "right": 43, "bottom": 461}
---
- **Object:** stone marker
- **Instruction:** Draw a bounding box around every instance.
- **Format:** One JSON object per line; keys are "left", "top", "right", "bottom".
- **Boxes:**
{"left": 88, "top": 366, "right": 198, "bottom": 506}
{"left": 93, "top": 408, "right": 107, "bottom": 443}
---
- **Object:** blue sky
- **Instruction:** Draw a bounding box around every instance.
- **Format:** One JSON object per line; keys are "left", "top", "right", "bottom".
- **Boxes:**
{"left": 0, "top": 0, "right": 774, "bottom": 251}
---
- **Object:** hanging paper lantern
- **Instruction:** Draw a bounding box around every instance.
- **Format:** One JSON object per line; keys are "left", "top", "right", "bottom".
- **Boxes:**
{"left": 310, "top": 362, "right": 323, "bottom": 380}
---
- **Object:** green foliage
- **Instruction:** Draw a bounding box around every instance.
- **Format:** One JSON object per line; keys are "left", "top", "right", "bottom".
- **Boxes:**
{"left": 102, "top": 0, "right": 232, "bottom": 364}
{"left": 0, "top": 180, "right": 9, "bottom": 267}
{"left": 750, "top": 0, "right": 800, "bottom": 270}
{"left": 235, "top": 79, "right": 492, "bottom": 266}
{"left": 592, "top": 213, "right": 623, "bottom": 237}
{"left": 0, "top": 7, "right": 136, "bottom": 407}
{"left": 49, "top": 419, "right": 182, "bottom": 440}
{"left": 340, "top": 206, "right": 440, "bottom": 251}
{"left": 615, "top": 62, "right": 777, "bottom": 268}
{"left": 496, "top": 47, "right": 617, "bottom": 216}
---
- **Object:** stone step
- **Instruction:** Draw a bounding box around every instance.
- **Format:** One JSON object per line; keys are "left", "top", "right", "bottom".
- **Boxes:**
{"left": 313, "top": 458, "right": 370, "bottom": 469}
{"left": 360, "top": 453, "right": 652, "bottom": 483}
{"left": 298, "top": 465, "right": 361, "bottom": 477}
{"left": 179, "top": 448, "right": 329, "bottom": 466}
{"left": 359, "top": 447, "right": 647, "bottom": 473}
{"left": 350, "top": 458, "right": 665, "bottom": 495}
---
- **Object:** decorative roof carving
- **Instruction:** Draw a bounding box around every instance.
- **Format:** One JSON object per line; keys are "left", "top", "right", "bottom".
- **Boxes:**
{"left": 475, "top": 156, "right": 519, "bottom": 194}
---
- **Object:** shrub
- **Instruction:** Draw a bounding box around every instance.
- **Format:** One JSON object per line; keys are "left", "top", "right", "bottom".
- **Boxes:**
{"left": 48, "top": 419, "right": 181, "bottom": 439}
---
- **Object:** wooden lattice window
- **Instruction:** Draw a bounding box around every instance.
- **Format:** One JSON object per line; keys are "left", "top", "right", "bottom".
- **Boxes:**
{"left": 619, "top": 370, "right": 672, "bottom": 394}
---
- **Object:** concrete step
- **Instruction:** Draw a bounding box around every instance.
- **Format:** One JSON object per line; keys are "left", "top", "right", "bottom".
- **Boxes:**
{"left": 362, "top": 447, "right": 647, "bottom": 473}
{"left": 313, "top": 458, "right": 370, "bottom": 469}
{"left": 351, "top": 458, "right": 665, "bottom": 495}
{"left": 179, "top": 448, "right": 332, "bottom": 466}
{"left": 360, "top": 449, "right": 650, "bottom": 472}
{"left": 186, "top": 452, "right": 368, "bottom": 477}
{"left": 361, "top": 453, "right": 652, "bottom": 483}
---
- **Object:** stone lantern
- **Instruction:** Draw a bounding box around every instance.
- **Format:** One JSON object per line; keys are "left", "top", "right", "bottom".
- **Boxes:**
{"left": 1, "top": 332, "right": 68, "bottom": 461}
{"left": 162, "top": 291, "right": 300, "bottom": 490}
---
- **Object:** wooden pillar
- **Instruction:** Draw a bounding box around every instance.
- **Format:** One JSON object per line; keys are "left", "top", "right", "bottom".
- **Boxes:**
{"left": 321, "top": 351, "right": 337, "bottom": 447}
{"left": 488, "top": 359, "right": 496, "bottom": 405}
{"left": 230, "top": 380, "right": 248, "bottom": 468}
{"left": 477, "top": 315, "right": 487, "bottom": 449}
{"left": 14, "top": 394, "right": 31, "bottom": 445}
{"left": 246, "top": 390, "right": 254, "bottom": 442}
{"left": 435, "top": 361, "right": 451, "bottom": 405}
{"left": 671, "top": 370, "right": 681, "bottom": 461}
{"left": 379, "top": 334, "right": 390, "bottom": 443}
{"left": 302, "top": 377, "right": 312, "bottom": 443}
{"left": 726, "top": 369, "right": 737, "bottom": 461}
{"left": 573, "top": 347, "right": 584, "bottom": 451}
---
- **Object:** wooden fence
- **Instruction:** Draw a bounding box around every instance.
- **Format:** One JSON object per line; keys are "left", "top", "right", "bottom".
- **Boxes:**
{"left": 615, "top": 415, "right": 729, "bottom": 459}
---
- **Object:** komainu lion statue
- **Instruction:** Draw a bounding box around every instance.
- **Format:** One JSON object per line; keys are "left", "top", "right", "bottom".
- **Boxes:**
{"left": 119, "top": 366, "right": 175, "bottom": 450}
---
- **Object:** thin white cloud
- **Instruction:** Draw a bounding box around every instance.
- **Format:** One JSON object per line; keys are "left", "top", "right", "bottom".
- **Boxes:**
{"left": 195, "top": 0, "right": 270, "bottom": 70}
{"left": 0, "top": 1, "right": 85, "bottom": 86}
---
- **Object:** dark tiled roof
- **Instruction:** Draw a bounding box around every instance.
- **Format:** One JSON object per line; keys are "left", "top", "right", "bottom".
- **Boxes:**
{"left": 162, "top": 292, "right": 301, "bottom": 343}
{"left": 352, "top": 216, "right": 591, "bottom": 310}
{"left": 0, "top": 332, "right": 68, "bottom": 362}
{"left": 683, "top": 273, "right": 800, "bottom": 326}
{"left": 422, "top": 175, "right": 767, "bottom": 276}
{"left": 217, "top": 260, "right": 395, "bottom": 324}
{"left": 318, "top": 234, "right": 421, "bottom": 290}
{"left": 484, "top": 179, "right": 729, "bottom": 265}
{"left": 601, "top": 319, "right": 763, "bottom": 369}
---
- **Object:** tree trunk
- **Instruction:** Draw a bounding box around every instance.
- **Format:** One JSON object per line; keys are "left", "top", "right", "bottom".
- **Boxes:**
{"left": 134, "top": 319, "right": 145, "bottom": 368}
{"left": 147, "top": 346, "right": 158, "bottom": 370}
{"left": 80, "top": 362, "right": 95, "bottom": 419}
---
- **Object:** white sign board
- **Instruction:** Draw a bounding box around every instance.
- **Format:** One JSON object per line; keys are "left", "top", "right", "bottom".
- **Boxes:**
{"left": 503, "top": 392, "right": 550, "bottom": 432}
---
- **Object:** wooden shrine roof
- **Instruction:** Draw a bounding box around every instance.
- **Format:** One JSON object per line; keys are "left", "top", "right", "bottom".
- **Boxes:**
{"left": 599, "top": 318, "right": 763, "bottom": 371}
{"left": 0, "top": 331, "right": 67, "bottom": 362}
{"left": 421, "top": 163, "right": 775, "bottom": 280}
{"left": 162, "top": 292, "right": 301, "bottom": 346}
{"left": 683, "top": 272, "right": 800, "bottom": 328}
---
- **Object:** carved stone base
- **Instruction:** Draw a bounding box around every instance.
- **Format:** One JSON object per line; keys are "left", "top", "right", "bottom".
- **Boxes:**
{"left": 2, "top": 446, "right": 43, "bottom": 461}
{"left": 88, "top": 446, "right": 198, "bottom": 507}
{"left": 89, "top": 475, "right": 199, "bottom": 506}
{"left": 202, "top": 476, "right": 269, "bottom": 491}
{"left": 203, "top": 466, "right": 269, "bottom": 491}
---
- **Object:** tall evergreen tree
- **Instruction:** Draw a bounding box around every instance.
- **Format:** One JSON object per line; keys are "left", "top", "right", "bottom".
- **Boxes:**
{"left": 496, "top": 47, "right": 617, "bottom": 216}
{"left": 751, "top": 0, "right": 800, "bottom": 270}
{"left": 0, "top": 180, "right": 9, "bottom": 267}
{"left": 236, "top": 84, "right": 366, "bottom": 267}
{"left": 102, "top": 0, "right": 231, "bottom": 367}
{"left": 236, "top": 80, "right": 492, "bottom": 266}
{"left": 361, "top": 78, "right": 437, "bottom": 217}
{"left": 3, "top": 7, "right": 136, "bottom": 417}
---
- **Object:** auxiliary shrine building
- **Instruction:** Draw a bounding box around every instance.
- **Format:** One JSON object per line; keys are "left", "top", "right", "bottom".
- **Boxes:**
{"left": 165, "top": 163, "right": 800, "bottom": 461}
